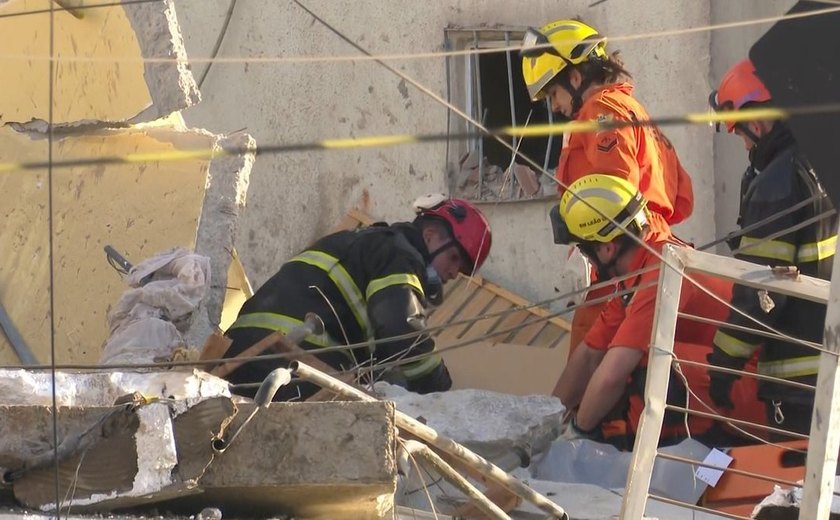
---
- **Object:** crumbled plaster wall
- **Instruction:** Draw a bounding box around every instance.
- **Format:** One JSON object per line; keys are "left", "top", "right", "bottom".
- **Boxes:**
{"left": 0, "top": 0, "right": 253, "bottom": 364}
{"left": 0, "top": 0, "right": 199, "bottom": 126}
{"left": 177, "top": 0, "right": 715, "bottom": 304}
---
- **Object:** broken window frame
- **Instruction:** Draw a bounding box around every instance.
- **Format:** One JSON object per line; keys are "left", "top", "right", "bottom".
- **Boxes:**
{"left": 444, "top": 27, "right": 559, "bottom": 202}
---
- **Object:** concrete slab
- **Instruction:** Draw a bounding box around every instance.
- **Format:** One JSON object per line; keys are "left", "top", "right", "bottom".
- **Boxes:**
{"left": 185, "top": 132, "right": 256, "bottom": 349}
{"left": 186, "top": 401, "right": 398, "bottom": 520}
{"left": 0, "top": 369, "right": 230, "bottom": 407}
{"left": 3, "top": 397, "right": 397, "bottom": 519}
{"left": 375, "top": 383, "right": 564, "bottom": 463}
{"left": 5, "top": 397, "right": 235, "bottom": 513}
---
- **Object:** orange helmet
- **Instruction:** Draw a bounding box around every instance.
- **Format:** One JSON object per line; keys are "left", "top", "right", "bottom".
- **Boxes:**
{"left": 709, "top": 59, "right": 772, "bottom": 133}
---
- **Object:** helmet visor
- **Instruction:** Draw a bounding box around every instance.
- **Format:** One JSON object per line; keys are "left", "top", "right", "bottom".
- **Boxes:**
{"left": 708, "top": 90, "right": 736, "bottom": 133}
{"left": 520, "top": 27, "right": 557, "bottom": 59}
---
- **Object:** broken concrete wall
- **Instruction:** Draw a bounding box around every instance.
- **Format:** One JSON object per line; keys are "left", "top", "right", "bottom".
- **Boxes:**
{"left": 193, "top": 401, "right": 397, "bottom": 520}
{"left": 0, "top": 368, "right": 230, "bottom": 407}
{"left": 0, "top": 0, "right": 198, "bottom": 125}
{"left": 186, "top": 132, "right": 255, "bottom": 349}
{"left": 177, "top": 0, "right": 714, "bottom": 303}
{"left": 0, "top": 369, "right": 234, "bottom": 512}
{"left": 0, "top": 124, "right": 232, "bottom": 365}
{"left": 0, "top": 0, "right": 254, "bottom": 364}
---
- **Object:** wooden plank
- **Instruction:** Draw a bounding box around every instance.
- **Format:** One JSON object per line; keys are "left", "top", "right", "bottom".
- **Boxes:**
{"left": 347, "top": 208, "right": 376, "bottom": 225}
{"left": 458, "top": 297, "right": 511, "bottom": 342}
{"left": 491, "top": 310, "right": 532, "bottom": 344}
{"left": 428, "top": 277, "right": 475, "bottom": 329}
{"left": 621, "top": 244, "right": 684, "bottom": 519}
{"left": 435, "top": 290, "right": 495, "bottom": 345}
{"left": 331, "top": 208, "right": 377, "bottom": 233}
{"left": 530, "top": 324, "right": 567, "bottom": 349}
{"left": 508, "top": 319, "right": 547, "bottom": 346}
{"left": 468, "top": 275, "right": 572, "bottom": 332}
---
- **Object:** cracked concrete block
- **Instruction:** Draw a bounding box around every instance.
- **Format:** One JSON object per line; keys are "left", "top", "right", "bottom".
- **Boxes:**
{"left": 0, "top": 0, "right": 198, "bottom": 125}
{"left": 192, "top": 401, "right": 398, "bottom": 519}
{"left": 374, "top": 383, "right": 565, "bottom": 463}
{"left": 186, "top": 132, "right": 255, "bottom": 349}
{"left": 3, "top": 396, "right": 235, "bottom": 513}
{"left": 0, "top": 369, "right": 230, "bottom": 407}
{"left": 122, "top": 0, "right": 201, "bottom": 122}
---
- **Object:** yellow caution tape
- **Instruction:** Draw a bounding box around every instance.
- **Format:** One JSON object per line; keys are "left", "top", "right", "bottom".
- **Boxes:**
{"left": 0, "top": 104, "right": 830, "bottom": 173}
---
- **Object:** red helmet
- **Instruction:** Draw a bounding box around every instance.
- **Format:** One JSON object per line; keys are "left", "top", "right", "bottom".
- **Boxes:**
{"left": 414, "top": 195, "right": 492, "bottom": 273}
{"left": 709, "top": 58, "right": 772, "bottom": 133}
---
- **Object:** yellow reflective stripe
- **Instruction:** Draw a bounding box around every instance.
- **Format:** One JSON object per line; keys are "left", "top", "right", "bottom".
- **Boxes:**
{"left": 366, "top": 273, "right": 424, "bottom": 301}
{"left": 228, "top": 312, "right": 338, "bottom": 348}
{"left": 290, "top": 250, "right": 370, "bottom": 334}
{"left": 402, "top": 353, "right": 443, "bottom": 380}
{"left": 798, "top": 235, "right": 837, "bottom": 263}
{"left": 758, "top": 356, "right": 820, "bottom": 378}
{"left": 738, "top": 236, "right": 796, "bottom": 263}
{"left": 713, "top": 330, "right": 759, "bottom": 359}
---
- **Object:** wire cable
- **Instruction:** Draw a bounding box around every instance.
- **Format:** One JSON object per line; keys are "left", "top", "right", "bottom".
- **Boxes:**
{"left": 4, "top": 3, "right": 839, "bottom": 64}
{"left": 196, "top": 0, "right": 238, "bottom": 90}
{"left": 47, "top": 1, "right": 61, "bottom": 515}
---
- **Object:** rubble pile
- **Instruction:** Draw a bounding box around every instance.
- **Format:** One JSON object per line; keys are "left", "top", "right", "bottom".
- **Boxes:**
{"left": 452, "top": 151, "right": 556, "bottom": 201}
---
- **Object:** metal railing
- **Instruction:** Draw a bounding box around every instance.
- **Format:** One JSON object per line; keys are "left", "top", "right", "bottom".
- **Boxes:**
{"left": 621, "top": 242, "right": 840, "bottom": 520}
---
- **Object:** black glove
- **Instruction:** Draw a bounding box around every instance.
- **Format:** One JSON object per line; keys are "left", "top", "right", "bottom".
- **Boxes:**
{"left": 708, "top": 375, "right": 735, "bottom": 409}
{"left": 706, "top": 352, "right": 742, "bottom": 410}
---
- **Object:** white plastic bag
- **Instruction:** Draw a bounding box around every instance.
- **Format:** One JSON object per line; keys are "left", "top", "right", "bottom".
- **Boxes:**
{"left": 99, "top": 248, "right": 210, "bottom": 365}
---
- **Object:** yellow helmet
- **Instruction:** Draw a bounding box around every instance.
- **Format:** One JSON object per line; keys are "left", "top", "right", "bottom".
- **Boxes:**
{"left": 521, "top": 19, "right": 608, "bottom": 102}
{"left": 559, "top": 174, "right": 648, "bottom": 243}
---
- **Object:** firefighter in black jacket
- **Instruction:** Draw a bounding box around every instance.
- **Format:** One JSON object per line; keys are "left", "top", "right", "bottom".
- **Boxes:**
{"left": 223, "top": 195, "right": 492, "bottom": 401}
{"left": 707, "top": 59, "right": 837, "bottom": 437}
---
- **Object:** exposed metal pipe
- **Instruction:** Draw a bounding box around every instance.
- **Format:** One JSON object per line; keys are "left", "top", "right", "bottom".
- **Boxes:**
{"left": 290, "top": 360, "right": 568, "bottom": 520}
{"left": 212, "top": 368, "right": 291, "bottom": 453}
{"left": 398, "top": 439, "right": 511, "bottom": 520}
{"left": 0, "top": 301, "right": 37, "bottom": 365}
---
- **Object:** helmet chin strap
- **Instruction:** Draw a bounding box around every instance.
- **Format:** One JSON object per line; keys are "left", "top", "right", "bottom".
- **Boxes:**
{"left": 556, "top": 71, "right": 593, "bottom": 119}
{"left": 424, "top": 240, "right": 458, "bottom": 307}
{"left": 579, "top": 236, "right": 635, "bottom": 280}
{"left": 736, "top": 122, "right": 763, "bottom": 161}
{"left": 427, "top": 240, "right": 457, "bottom": 262}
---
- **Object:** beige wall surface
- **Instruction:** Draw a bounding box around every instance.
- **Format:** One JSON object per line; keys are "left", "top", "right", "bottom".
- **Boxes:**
{"left": 177, "top": 0, "right": 716, "bottom": 305}
{"left": 0, "top": 126, "right": 212, "bottom": 364}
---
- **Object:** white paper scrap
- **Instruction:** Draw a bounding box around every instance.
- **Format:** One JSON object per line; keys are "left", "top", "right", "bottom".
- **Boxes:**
{"left": 695, "top": 448, "right": 734, "bottom": 487}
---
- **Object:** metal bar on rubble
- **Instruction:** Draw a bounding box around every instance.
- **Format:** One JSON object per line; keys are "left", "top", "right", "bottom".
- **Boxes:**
{"left": 399, "top": 439, "right": 511, "bottom": 520}
{"left": 620, "top": 244, "right": 684, "bottom": 519}
{"left": 213, "top": 368, "right": 292, "bottom": 453}
{"left": 799, "top": 223, "right": 840, "bottom": 520}
{"left": 504, "top": 31, "right": 517, "bottom": 199}
{"left": 0, "top": 302, "right": 37, "bottom": 365}
{"left": 473, "top": 31, "right": 484, "bottom": 198}
{"left": 543, "top": 101, "right": 554, "bottom": 175}
{"left": 290, "top": 360, "right": 569, "bottom": 520}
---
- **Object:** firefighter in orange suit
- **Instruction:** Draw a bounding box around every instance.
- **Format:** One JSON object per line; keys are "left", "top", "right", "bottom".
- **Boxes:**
{"left": 553, "top": 174, "right": 764, "bottom": 449}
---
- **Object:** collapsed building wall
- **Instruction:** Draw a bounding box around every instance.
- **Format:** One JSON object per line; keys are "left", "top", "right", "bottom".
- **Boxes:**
{"left": 0, "top": 0, "right": 254, "bottom": 365}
